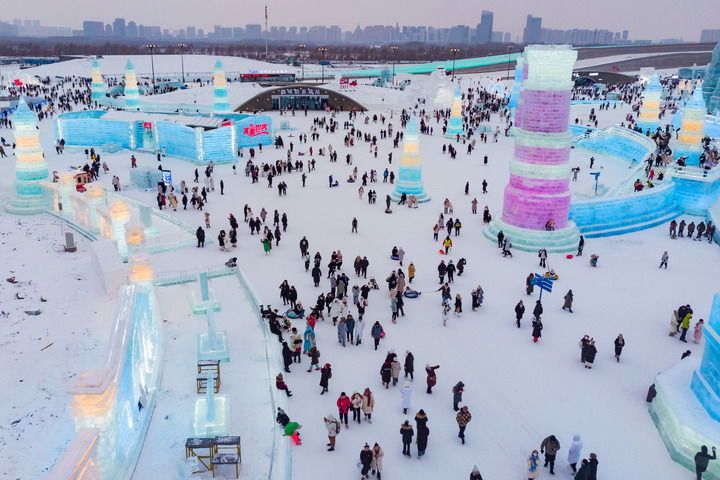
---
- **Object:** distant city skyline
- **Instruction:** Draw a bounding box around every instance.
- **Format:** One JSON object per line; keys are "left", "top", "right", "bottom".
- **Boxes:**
{"left": 1, "top": 0, "right": 718, "bottom": 42}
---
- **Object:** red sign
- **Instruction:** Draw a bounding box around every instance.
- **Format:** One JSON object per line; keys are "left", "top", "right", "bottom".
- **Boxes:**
{"left": 222, "top": 120, "right": 232, "bottom": 127}
{"left": 340, "top": 78, "right": 349, "bottom": 89}
{"left": 243, "top": 123, "right": 269, "bottom": 137}
{"left": 13, "top": 79, "right": 23, "bottom": 86}
{"left": 143, "top": 122, "right": 152, "bottom": 129}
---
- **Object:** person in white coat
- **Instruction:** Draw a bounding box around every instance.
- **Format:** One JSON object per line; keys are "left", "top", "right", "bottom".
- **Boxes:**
{"left": 397, "top": 247, "right": 405, "bottom": 266}
{"left": 355, "top": 315, "right": 365, "bottom": 345}
{"left": 330, "top": 298, "right": 342, "bottom": 325}
{"left": 400, "top": 381, "right": 412, "bottom": 415}
{"left": 567, "top": 434, "right": 583, "bottom": 473}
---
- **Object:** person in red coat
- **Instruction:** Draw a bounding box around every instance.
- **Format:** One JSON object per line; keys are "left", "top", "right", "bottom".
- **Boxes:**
{"left": 337, "top": 392, "right": 351, "bottom": 428}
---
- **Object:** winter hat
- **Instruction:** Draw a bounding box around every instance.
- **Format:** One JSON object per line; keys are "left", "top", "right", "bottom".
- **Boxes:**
{"left": 472, "top": 466, "right": 480, "bottom": 473}
{"left": 449, "top": 259, "right": 453, "bottom": 264}
{"left": 441, "top": 259, "right": 444, "bottom": 263}
{"left": 325, "top": 363, "right": 331, "bottom": 368}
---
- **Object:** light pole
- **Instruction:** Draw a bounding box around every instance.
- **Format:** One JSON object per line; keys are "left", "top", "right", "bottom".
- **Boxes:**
{"left": 145, "top": 44, "right": 157, "bottom": 93}
{"left": 391, "top": 45, "right": 398, "bottom": 86}
{"left": 450, "top": 48, "right": 460, "bottom": 82}
{"left": 298, "top": 44, "right": 306, "bottom": 82}
{"left": 506, "top": 45, "right": 513, "bottom": 81}
{"left": 177, "top": 43, "right": 187, "bottom": 84}
{"left": 318, "top": 47, "right": 328, "bottom": 83}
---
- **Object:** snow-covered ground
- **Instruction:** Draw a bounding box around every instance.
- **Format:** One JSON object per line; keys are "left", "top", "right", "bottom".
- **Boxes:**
{"left": 0, "top": 59, "right": 716, "bottom": 480}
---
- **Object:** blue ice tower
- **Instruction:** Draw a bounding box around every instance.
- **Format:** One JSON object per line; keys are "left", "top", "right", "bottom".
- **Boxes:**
{"left": 391, "top": 116, "right": 430, "bottom": 203}
{"left": 702, "top": 41, "right": 720, "bottom": 110}
{"left": 636, "top": 74, "right": 662, "bottom": 132}
{"left": 124, "top": 60, "right": 141, "bottom": 111}
{"left": 213, "top": 60, "right": 231, "bottom": 114}
{"left": 444, "top": 86, "right": 464, "bottom": 139}
{"left": 5, "top": 99, "right": 49, "bottom": 215}
{"left": 674, "top": 87, "right": 706, "bottom": 166}
{"left": 508, "top": 55, "right": 525, "bottom": 110}
{"left": 91, "top": 59, "right": 106, "bottom": 101}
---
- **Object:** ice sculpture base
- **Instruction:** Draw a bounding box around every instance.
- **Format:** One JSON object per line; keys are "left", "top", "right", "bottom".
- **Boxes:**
{"left": 649, "top": 358, "right": 720, "bottom": 478}
{"left": 390, "top": 191, "right": 431, "bottom": 203}
{"left": 190, "top": 290, "right": 222, "bottom": 315}
{"left": 484, "top": 218, "right": 580, "bottom": 253}
{"left": 197, "top": 331, "right": 230, "bottom": 363}
{"left": 192, "top": 396, "right": 230, "bottom": 438}
{"left": 5, "top": 197, "right": 47, "bottom": 215}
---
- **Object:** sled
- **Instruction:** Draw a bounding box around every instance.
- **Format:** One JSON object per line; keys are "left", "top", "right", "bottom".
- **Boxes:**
{"left": 403, "top": 291, "right": 421, "bottom": 298}
{"left": 438, "top": 250, "right": 446, "bottom": 255}
{"left": 286, "top": 309, "right": 305, "bottom": 319}
{"left": 390, "top": 255, "right": 399, "bottom": 260}
{"left": 566, "top": 254, "right": 574, "bottom": 259}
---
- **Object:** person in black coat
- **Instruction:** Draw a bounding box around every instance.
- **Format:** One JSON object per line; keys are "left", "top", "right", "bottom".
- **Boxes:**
{"left": 320, "top": 363, "right": 332, "bottom": 394}
{"left": 533, "top": 300, "right": 543, "bottom": 320}
{"left": 515, "top": 300, "right": 525, "bottom": 328}
{"left": 614, "top": 334, "right": 625, "bottom": 362}
{"left": 360, "top": 444, "right": 373, "bottom": 478}
{"left": 400, "top": 420, "right": 414, "bottom": 456}
{"left": 583, "top": 341, "right": 598, "bottom": 369}
{"left": 469, "top": 465, "right": 483, "bottom": 480}
{"left": 587, "top": 453, "right": 598, "bottom": 480}
{"left": 404, "top": 351, "right": 414, "bottom": 380}
{"left": 695, "top": 445, "right": 716, "bottom": 479}
{"left": 312, "top": 266, "right": 322, "bottom": 287}
{"left": 415, "top": 409, "right": 429, "bottom": 458}
{"left": 532, "top": 318, "right": 543, "bottom": 343}
{"left": 196, "top": 226, "right": 205, "bottom": 247}
{"left": 574, "top": 459, "right": 590, "bottom": 480}
{"left": 281, "top": 342, "right": 293, "bottom": 373}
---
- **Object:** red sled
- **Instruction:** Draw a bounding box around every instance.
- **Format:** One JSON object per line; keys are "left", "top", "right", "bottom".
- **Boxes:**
{"left": 438, "top": 249, "right": 446, "bottom": 255}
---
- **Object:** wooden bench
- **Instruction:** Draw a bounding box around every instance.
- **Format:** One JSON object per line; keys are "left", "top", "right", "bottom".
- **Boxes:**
{"left": 211, "top": 453, "right": 239, "bottom": 478}
{"left": 196, "top": 371, "right": 220, "bottom": 394}
{"left": 185, "top": 437, "right": 213, "bottom": 472}
{"left": 212, "top": 436, "right": 241, "bottom": 478}
{"left": 198, "top": 359, "right": 221, "bottom": 377}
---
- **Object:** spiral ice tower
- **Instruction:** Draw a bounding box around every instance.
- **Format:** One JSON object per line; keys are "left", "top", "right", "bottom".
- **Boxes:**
{"left": 213, "top": 60, "right": 231, "bottom": 114}
{"left": 391, "top": 116, "right": 430, "bottom": 203}
{"left": 91, "top": 59, "right": 105, "bottom": 102}
{"left": 124, "top": 60, "right": 141, "bottom": 111}
{"left": 675, "top": 87, "right": 706, "bottom": 166}
{"left": 636, "top": 74, "right": 661, "bottom": 132}
{"left": 444, "top": 86, "right": 464, "bottom": 139}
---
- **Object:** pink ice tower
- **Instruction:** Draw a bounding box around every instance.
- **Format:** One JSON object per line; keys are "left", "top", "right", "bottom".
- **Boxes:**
{"left": 486, "top": 45, "right": 580, "bottom": 252}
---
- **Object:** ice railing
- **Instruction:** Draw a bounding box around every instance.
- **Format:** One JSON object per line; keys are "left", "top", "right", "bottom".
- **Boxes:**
{"left": 665, "top": 164, "right": 720, "bottom": 183}
{"left": 234, "top": 266, "right": 292, "bottom": 480}
{"left": 152, "top": 264, "right": 237, "bottom": 287}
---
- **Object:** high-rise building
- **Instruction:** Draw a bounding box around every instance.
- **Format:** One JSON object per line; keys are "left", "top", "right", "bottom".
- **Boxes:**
{"left": 622, "top": 30, "right": 629, "bottom": 41}
{"left": 232, "top": 27, "right": 244, "bottom": 40}
{"left": 702, "top": 30, "right": 720, "bottom": 43}
{"left": 113, "top": 18, "right": 126, "bottom": 37}
{"left": 476, "top": 10, "right": 493, "bottom": 43}
{"left": 246, "top": 24, "right": 262, "bottom": 38}
{"left": 127, "top": 21, "right": 138, "bottom": 38}
{"left": 104, "top": 24, "right": 113, "bottom": 36}
{"left": 504, "top": 32, "right": 511, "bottom": 43}
{"left": 523, "top": 15, "right": 542, "bottom": 44}
{"left": 198, "top": 28, "right": 204, "bottom": 38}
{"left": 186, "top": 26, "right": 195, "bottom": 38}
{"left": 82, "top": 21, "right": 104, "bottom": 37}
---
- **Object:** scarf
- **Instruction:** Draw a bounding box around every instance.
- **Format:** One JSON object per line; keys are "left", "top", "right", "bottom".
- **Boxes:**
{"left": 529, "top": 454, "right": 538, "bottom": 472}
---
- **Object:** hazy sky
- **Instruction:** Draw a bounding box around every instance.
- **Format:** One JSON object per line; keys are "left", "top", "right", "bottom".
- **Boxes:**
{"left": 3, "top": 0, "right": 718, "bottom": 41}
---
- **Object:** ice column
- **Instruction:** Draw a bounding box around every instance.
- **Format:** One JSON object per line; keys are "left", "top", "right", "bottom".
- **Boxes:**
{"left": 5, "top": 99, "right": 50, "bottom": 215}
{"left": 444, "top": 86, "right": 464, "bottom": 139}
{"left": 124, "top": 60, "right": 141, "bottom": 111}
{"left": 675, "top": 87, "right": 706, "bottom": 166}
{"left": 91, "top": 59, "right": 105, "bottom": 102}
{"left": 213, "top": 60, "right": 231, "bottom": 114}
{"left": 109, "top": 200, "right": 131, "bottom": 258}
{"left": 702, "top": 41, "right": 720, "bottom": 109}
{"left": 391, "top": 116, "right": 430, "bottom": 203}
{"left": 486, "top": 45, "right": 579, "bottom": 252}
{"left": 636, "top": 74, "right": 662, "bottom": 132}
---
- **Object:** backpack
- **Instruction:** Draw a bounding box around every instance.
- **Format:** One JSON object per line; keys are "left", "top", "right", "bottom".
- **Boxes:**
{"left": 335, "top": 421, "right": 341, "bottom": 434}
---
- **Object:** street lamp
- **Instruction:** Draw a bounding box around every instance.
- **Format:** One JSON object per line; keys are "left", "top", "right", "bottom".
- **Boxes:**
{"left": 450, "top": 48, "right": 460, "bottom": 82}
{"left": 391, "top": 45, "right": 399, "bottom": 86}
{"left": 318, "top": 47, "right": 328, "bottom": 83}
{"left": 506, "top": 45, "right": 513, "bottom": 81}
{"left": 298, "top": 44, "right": 306, "bottom": 82}
{"left": 177, "top": 43, "right": 187, "bottom": 84}
{"left": 145, "top": 44, "right": 157, "bottom": 93}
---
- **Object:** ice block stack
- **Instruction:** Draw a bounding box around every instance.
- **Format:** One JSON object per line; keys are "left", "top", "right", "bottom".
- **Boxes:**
{"left": 123, "top": 60, "right": 141, "bottom": 111}
{"left": 636, "top": 74, "right": 662, "bottom": 132}
{"left": 213, "top": 59, "right": 231, "bottom": 114}
{"left": 391, "top": 116, "right": 430, "bottom": 203}
{"left": 5, "top": 98, "right": 49, "bottom": 215}
{"left": 91, "top": 59, "right": 106, "bottom": 102}
{"left": 486, "top": 45, "right": 579, "bottom": 252}
{"left": 444, "top": 86, "right": 464, "bottom": 139}
{"left": 507, "top": 55, "right": 525, "bottom": 110}
{"left": 702, "top": 41, "right": 720, "bottom": 111}
{"left": 674, "top": 87, "right": 706, "bottom": 166}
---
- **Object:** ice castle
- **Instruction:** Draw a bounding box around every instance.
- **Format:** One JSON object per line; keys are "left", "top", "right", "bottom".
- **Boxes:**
{"left": 636, "top": 74, "right": 662, "bottom": 133}
{"left": 675, "top": 87, "right": 706, "bottom": 166}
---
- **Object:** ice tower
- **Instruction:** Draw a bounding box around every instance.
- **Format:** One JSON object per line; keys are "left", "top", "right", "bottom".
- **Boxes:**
{"left": 702, "top": 41, "right": 720, "bottom": 110}
{"left": 650, "top": 293, "right": 720, "bottom": 478}
{"left": 213, "top": 60, "right": 231, "bottom": 114}
{"left": 444, "top": 86, "right": 464, "bottom": 139}
{"left": 710, "top": 82, "right": 720, "bottom": 116}
{"left": 636, "top": 74, "right": 662, "bottom": 132}
{"left": 5, "top": 99, "right": 49, "bottom": 215}
{"left": 485, "top": 45, "right": 579, "bottom": 252}
{"left": 123, "top": 60, "right": 141, "bottom": 111}
{"left": 391, "top": 117, "right": 430, "bottom": 203}
{"left": 91, "top": 59, "right": 105, "bottom": 101}
{"left": 675, "top": 88, "right": 706, "bottom": 166}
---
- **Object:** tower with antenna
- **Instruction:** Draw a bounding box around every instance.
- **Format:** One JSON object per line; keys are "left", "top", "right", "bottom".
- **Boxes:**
{"left": 265, "top": 5, "right": 269, "bottom": 61}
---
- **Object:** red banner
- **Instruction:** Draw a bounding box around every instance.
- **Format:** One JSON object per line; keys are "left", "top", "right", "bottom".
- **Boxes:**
{"left": 243, "top": 123, "right": 269, "bottom": 137}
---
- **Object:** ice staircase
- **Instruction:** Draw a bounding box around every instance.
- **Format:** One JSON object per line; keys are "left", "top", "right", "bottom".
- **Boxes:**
{"left": 574, "top": 125, "right": 656, "bottom": 165}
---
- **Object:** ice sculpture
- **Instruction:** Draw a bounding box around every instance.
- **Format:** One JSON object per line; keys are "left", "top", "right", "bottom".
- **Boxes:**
{"left": 91, "top": 59, "right": 106, "bottom": 101}
{"left": 123, "top": 60, "right": 141, "bottom": 111}
{"left": 213, "top": 60, "right": 231, "bottom": 114}
{"left": 444, "top": 86, "right": 464, "bottom": 139}
{"left": 508, "top": 55, "right": 525, "bottom": 110}
{"left": 486, "top": 45, "right": 579, "bottom": 252}
{"left": 193, "top": 374, "right": 230, "bottom": 437}
{"left": 710, "top": 81, "right": 720, "bottom": 116}
{"left": 702, "top": 41, "right": 720, "bottom": 110}
{"left": 674, "top": 87, "right": 706, "bottom": 166}
{"left": 650, "top": 293, "right": 720, "bottom": 478}
{"left": 5, "top": 98, "right": 50, "bottom": 215}
{"left": 109, "top": 199, "right": 131, "bottom": 258}
{"left": 636, "top": 74, "right": 662, "bottom": 132}
{"left": 391, "top": 116, "right": 430, "bottom": 203}
{"left": 193, "top": 272, "right": 229, "bottom": 362}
